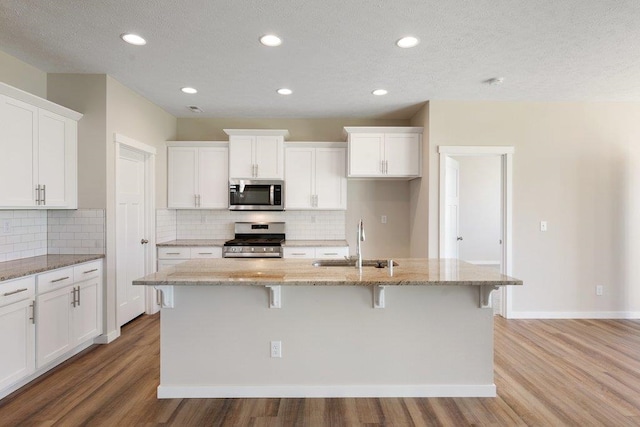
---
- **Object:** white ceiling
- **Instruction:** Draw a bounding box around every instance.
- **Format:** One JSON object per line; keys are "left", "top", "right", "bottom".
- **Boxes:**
{"left": 1, "top": 1, "right": 639, "bottom": 119}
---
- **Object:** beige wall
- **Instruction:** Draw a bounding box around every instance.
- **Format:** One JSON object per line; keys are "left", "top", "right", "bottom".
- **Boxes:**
{"left": 409, "top": 103, "right": 430, "bottom": 257}
{"left": 178, "top": 118, "right": 407, "bottom": 141}
{"left": 47, "top": 74, "right": 108, "bottom": 208}
{"left": 428, "top": 101, "right": 640, "bottom": 316}
{"left": 104, "top": 76, "right": 177, "bottom": 336}
{"left": 0, "top": 50, "right": 47, "bottom": 98}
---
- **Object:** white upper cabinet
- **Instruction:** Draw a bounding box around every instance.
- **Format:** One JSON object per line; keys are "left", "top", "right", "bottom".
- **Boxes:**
{"left": 0, "top": 83, "right": 81, "bottom": 209}
{"left": 344, "top": 127, "right": 423, "bottom": 179}
{"left": 225, "top": 129, "right": 288, "bottom": 179}
{"left": 285, "top": 144, "right": 347, "bottom": 210}
{"left": 167, "top": 142, "right": 229, "bottom": 209}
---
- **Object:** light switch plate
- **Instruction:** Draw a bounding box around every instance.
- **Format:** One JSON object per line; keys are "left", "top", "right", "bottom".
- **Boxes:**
{"left": 540, "top": 221, "right": 547, "bottom": 232}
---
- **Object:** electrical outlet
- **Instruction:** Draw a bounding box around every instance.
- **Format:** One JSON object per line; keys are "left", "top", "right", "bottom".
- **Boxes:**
{"left": 381, "top": 215, "right": 387, "bottom": 224}
{"left": 2, "top": 220, "right": 10, "bottom": 234}
{"left": 270, "top": 341, "right": 282, "bottom": 358}
{"left": 596, "top": 285, "right": 603, "bottom": 296}
{"left": 540, "top": 221, "right": 547, "bottom": 232}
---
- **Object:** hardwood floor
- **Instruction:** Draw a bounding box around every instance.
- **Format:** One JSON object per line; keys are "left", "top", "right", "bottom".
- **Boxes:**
{"left": 2, "top": 314, "right": 640, "bottom": 426}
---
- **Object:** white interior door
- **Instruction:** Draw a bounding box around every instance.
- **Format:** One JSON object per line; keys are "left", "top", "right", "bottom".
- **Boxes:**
{"left": 116, "top": 146, "right": 147, "bottom": 326}
{"left": 443, "top": 156, "right": 460, "bottom": 258}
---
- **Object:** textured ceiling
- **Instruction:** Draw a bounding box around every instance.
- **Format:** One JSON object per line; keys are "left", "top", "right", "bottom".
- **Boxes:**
{"left": 1, "top": 0, "right": 639, "bottom": 118}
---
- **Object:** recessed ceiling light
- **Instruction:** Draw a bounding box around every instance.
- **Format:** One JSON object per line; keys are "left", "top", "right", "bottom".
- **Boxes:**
{"left": 277, "top": 88, "right": 292, "bottom": 95}
{"left": 120, "top": 33, "right": 146, "bottom": 46}
{"left": 396, "top": 36, "right": 419, "bottom": 48}
{"left": 260, "top": 34, "right": 282, "bottom": 47}
{"left": 372, "top": 89, "right": 388, "bottom": 96}
{"left": 181, "top": 87, "right": 198, "bottom": 94}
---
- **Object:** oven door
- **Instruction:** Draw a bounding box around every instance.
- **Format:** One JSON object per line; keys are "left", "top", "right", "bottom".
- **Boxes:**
{"left": 229, "top": 179, "right": 284, "bottom": 211}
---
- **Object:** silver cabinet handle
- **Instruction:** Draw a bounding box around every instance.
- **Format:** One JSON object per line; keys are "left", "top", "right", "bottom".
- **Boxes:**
{"left": 194, "top": 194, "right": 198, "bottom": 207}
{"left": 35, "top": 185, "right": 41, "bottom": 205}
{"left": 255, "top": 164, "right": 259, "bottom": 177}
{"left": 42, "top": 184, "right": 46, "bottom": 204}
{"left": 77, "top": 286, "right": 81, "bottom": 306}
{"left": 322, "top": 253, "right": 339, "bottom": 256}
{"left": 291, "top": 252, "right": 306, "bottom": 255}
{"left": 30, "top": 301, "right": 35, "bottom": 324}
{"left": 197, "top": 194, "right": 201, "bottom": 207}
{"left": 381, "top": 161, "right": 384, "bottom": 174}
{"left": 3, "top": 288, "right": 28, "bottom": 297}
{"left": 198, "top": 252, "right": 213, "bottom": 255}
{"left": 457, "top": 236, "right": 463, "bottom": 241}
{"left": 71, "top": 287, "right": 76, "bottom": 307}
{"left": 51, "top": 276, "right": 70, "bottom": 283}
{"left": 141, "top": 239, "right": 149, "bottom": 244}
{"left": 83, "top": 269, "right": 98, "bottom": 274}
{"left": 165, "top": 252, "right": 180, "bottom": 255}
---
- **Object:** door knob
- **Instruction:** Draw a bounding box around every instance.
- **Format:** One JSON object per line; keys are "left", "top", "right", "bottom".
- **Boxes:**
{"left": 456, "top": 236, "right": 463, "bottom": 241}
{"left": 141, "top": 239, "right": 149, "bottom": 244}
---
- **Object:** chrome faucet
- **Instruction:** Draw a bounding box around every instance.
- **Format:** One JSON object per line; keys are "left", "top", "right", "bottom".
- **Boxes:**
{"left": 356, "top": 219, "right": 365, "bottom": 269}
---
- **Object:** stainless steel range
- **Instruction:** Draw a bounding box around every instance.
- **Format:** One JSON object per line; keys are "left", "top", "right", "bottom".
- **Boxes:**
{"left": 222, "top": 222, "right": 285, "bottom": 258}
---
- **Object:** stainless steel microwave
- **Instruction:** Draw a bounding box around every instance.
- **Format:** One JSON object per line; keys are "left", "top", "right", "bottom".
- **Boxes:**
{"left": 229, "top": 179, "right": 284, "bottom": 211}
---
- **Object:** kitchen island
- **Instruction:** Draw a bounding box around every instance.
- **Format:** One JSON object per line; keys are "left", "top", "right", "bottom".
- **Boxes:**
{"left": 134, "top": 258, "right": 522, "bottom": 398}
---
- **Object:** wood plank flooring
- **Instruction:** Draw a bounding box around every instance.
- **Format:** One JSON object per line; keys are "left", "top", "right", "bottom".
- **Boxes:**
{"left": 1, "top": 314, "right": 640, "bottom": 426}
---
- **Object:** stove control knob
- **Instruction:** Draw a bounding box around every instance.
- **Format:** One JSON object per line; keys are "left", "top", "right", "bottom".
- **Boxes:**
{"left": 251, "top": 248, "right": 254, "bottom": 252}
{"left": 263, "top": 248, "right": 267, "bottom": 252}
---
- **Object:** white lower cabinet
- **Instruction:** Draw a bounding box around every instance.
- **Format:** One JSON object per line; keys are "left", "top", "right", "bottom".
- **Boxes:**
{"left": 0, "top": 277, "right": 36, "bottom": 391}
{"left": 283, "top": 246, "right": 348, "bottom": 259}
{"left": 157, "top": 246, "right": 222, "bottom": 271}
{"left": 0, "top": 259, "right": 103, "bottom": 397}
{"left": 36, "top": 260, "right": 103, "bottom": 368}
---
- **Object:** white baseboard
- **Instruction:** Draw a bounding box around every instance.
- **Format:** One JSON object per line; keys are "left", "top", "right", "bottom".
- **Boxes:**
{"left": 509, "top": 311, "right": 640, "bottom": 319}
{"left": 157, "top": 384, "right": 496, "bottom": 399}
{"left": 94, "top": 329, "right": 120, "bottom": 344}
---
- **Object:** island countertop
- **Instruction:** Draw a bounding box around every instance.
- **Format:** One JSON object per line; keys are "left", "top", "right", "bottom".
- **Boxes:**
{"left": 134, "top": 258, "right": 522, "bottom": 287}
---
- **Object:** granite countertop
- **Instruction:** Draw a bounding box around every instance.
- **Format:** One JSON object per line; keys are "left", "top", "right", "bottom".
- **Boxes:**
{"left": 282, "top": 240, "right": 348, "bottom": 247}
{"left": 0, "top": 254, "right": 105, "bottom": 282}
{"left": 156, "top": 239, "right": 348, "bottom": 247}
{"left": 133, "top": 258, "right": 522, "bottom": 287}
{"left": 157, "top": 239, "right": 228, "bottom": 247}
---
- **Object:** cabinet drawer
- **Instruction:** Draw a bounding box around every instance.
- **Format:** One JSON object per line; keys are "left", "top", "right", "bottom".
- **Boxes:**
{"left": 0, "top": 276, "right": 35, "bottom": 307}
{"left": 37, "top": 267, "right": 74, "bottom": 294}
{"left": 158, "top": 247, "right": 190, "bottom": 259}
{"left": 73, "top": 260, "right": 102, "bottom": 282}
{"left": 190, "top": 247, "right": 222, "bottom": 259}
{"left": 283, "top": 247, "right": 315, "bottom": 258}
{"left": 315, "top": 247, "right": 349, "bottom": 259}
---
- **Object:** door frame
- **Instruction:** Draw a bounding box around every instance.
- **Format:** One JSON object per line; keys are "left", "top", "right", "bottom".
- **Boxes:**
{"left": 114, "top": 133, "right": 157, "bottom": 321}
{"left": 438, "top": 146, "right": 514, "bottom": 318}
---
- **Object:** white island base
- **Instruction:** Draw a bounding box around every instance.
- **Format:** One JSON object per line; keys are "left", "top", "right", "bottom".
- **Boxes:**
{"left": 157, "top": 284, "right": 496, "bottom": 399}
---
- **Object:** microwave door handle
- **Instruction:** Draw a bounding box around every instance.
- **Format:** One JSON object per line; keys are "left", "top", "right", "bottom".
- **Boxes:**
{"left": 269, "top": 185, "right": 275, "bottom": 205}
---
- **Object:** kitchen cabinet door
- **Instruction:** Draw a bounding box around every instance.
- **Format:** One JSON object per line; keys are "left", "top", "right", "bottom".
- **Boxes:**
{"left": 168, "top": 147, "right": 198, "bottom": 208}
{"left": 37, "top": 110, "right": 77, "bottom": 208}
{"left": 0, "top": 298, "right": 35, "bottom": 391}
{"left": 285, "top": 147, "right": 315, "bottom": 209}
{"left": 73, "top": 278, "right": 101, "bottom": 345}
{"left": 254, "top": 136, "right": 283, "bottom": 179}
{"left": 384, "top": 133, "right": 421, "bottom": 176}
{"left": 315, "top": 148, "right": 346, "bottom": 210}
{"left": 229, "top": 135, "right": 284, "bottom": 179}
{"left": 198, "top": 147, "right": 228, "bottom": 208}
{"left": 0, "top": 95, "right": 38, "bottom": 207}
{"left": 36, "top": 285, "right": 74, "bottom": 368}
{"left": 228, "top": 135, "right": 255, "bottom": 178}
{"left": 348, "top": 133, "right": 385, "bottom": 176}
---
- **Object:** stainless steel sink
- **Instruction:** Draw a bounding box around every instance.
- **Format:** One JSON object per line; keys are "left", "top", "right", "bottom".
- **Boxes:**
{"left": 312, "top": 259, "right": 398, "bottom": 268}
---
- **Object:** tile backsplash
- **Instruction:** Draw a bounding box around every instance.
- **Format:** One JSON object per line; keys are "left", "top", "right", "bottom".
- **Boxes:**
{"left": 47, "top": 209, "right": 105, "bottom": 255}
{"left": 156, "top": 209, "right": 346, "bottom": 241}
{"left": 0, "top": 210, "right": 47, "bottom": 262}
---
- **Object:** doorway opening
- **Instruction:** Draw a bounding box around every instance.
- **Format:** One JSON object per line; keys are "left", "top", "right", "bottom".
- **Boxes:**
{"left": 438, "top": 146, "right": 514, "bottom": 317}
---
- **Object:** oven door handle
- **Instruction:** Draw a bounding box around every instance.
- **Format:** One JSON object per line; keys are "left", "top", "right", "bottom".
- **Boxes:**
{"left": 269, "top": 185, "right": 275, "bottom": 205}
